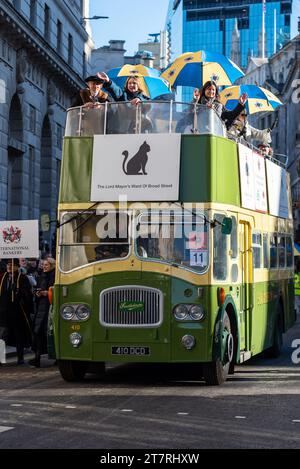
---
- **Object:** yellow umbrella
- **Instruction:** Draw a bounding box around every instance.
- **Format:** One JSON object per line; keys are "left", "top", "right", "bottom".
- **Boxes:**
{"left": 219, "top": 85, "right": 282, "bottom": 114}
{"left": 161, "top": 50, "right": 244, "bottom": 88}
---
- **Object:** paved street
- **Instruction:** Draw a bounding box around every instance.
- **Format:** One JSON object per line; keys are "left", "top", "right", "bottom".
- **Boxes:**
{"left": 0, "top": 314, "right": 300, "bottom": 450}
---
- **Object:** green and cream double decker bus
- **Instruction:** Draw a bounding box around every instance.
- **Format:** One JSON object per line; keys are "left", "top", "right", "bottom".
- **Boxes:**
{"left": 50, "top": 101, "right": 295, "bottom": 385}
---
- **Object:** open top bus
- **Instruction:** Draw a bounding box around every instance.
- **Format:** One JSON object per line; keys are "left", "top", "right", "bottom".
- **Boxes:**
{"left": 49, "top": 101, "right": 295, "bottom": 385}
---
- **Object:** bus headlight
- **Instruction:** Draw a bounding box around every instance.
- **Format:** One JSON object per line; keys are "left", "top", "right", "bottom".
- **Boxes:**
{"left": 189, "top": 305, "right": 205, "bottom": 321}
{"left": 69, "top": 333, "right": 82, "bottom": 348}
{"left": 173, "top": 304, "right": 189, "bottom": 320}
{"left": 75, "top": 305, "right": 91, "bottom": 321}
{"left": 61, "top": 305, "right": 76, "bottom": 321}
{"left": 173, "top": 304, "right": 205, "bottom": 321}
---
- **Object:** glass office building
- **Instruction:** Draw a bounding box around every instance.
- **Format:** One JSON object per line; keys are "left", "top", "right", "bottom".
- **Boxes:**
{"left": 166, "top": 0, "right": 299, "bottom": 69}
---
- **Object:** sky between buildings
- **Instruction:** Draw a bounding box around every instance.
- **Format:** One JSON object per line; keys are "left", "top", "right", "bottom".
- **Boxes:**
{"left": 89, "top": 0, "right": 169, "bottom": 55}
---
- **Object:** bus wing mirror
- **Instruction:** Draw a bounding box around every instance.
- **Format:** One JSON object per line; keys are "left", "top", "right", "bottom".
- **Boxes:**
{"left": 221, "top": 217, "right": 232, "bottom": 235}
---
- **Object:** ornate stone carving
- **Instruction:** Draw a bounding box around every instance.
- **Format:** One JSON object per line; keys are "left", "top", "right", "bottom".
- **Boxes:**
{"left": 47, "top": 81, "right": 57, "bottom": 106}
{"left": 16, "top": 49, "right": 28, "bottom": 84}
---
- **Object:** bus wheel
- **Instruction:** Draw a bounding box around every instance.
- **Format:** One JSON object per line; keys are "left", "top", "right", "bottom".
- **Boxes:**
{"left": 203, "top": 311, "right": 234, "bottom": 386}
{"left": 265, "top": 310, "right": 283, "bottom": 359}
{"left": 58, "top": 360, "right": 88, "bottom": 382}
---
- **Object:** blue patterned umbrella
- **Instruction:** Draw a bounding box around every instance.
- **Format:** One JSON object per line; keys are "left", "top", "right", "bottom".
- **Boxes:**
{"left": 220, "top": 85, "right": 282, "bottom": 114}
{"left": 161, "top": 50, "right": 244, "bottom": 88}
{"left": 108, "top": 65, "right": 170, "bottom": 99}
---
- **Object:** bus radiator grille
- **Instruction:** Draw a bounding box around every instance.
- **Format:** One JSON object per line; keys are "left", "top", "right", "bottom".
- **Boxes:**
{"left": 99, "top": 286, "right": 163, "bottom": 327}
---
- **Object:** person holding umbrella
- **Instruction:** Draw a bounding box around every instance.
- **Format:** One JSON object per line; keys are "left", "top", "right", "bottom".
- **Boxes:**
{"left": 176, "top": 80, "right": 247, "bottom": 133}
{"left": 97, "top": 72, "right": 150, "bottom": 106}
{"left": 227, "top": 109, "right": 272, "bottom": 145}
{"left": 220, "top": 84, "right": 281, "bottom": 144}
{"left": 97, "top": 72, "right": 152, "bottom": 134}
{"left": 193, "top": 81, "right": 247, "bottom": 124}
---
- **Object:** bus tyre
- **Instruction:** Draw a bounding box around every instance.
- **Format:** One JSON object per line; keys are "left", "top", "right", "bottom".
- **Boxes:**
{"left": 203, "top": 311, "right": 234, "bottom": 386}
{"left": 58, "top": 360, "right": 88, "bottom": 382}
{"left": 265, "top": 311, "right": 283, "bottom": 359}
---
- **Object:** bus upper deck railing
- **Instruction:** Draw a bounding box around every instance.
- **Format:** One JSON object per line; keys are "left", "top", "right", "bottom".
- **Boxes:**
{"left": 65, "top": 101, "right": 226, "bottom": 138}
{"left": 64, "top": 101, "right": 287, "bottom": 169}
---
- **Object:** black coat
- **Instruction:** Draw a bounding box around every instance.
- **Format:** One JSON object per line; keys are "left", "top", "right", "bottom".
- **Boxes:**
{"left": 33, "top": 270, "right": 55, "bottom": 337}
{"left": 0, "top": 272, "right": 33, "bottom": 347}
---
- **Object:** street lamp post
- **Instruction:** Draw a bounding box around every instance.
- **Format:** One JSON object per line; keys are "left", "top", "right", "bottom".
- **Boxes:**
{"left": 83, "top": 16, "right": 109, "bottom": 20}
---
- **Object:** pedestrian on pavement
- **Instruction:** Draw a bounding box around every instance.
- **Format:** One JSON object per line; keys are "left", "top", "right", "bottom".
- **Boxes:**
{"left": 0, "top": 259, "right": 33, "bottom": 365}
{"left": 29, "top": 258, "right": 55, "bottom": 367}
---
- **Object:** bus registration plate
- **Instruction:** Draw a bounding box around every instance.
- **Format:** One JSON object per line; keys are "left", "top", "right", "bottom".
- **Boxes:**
{"left": 112, "top": 346, "right": 150, "bottom": 356}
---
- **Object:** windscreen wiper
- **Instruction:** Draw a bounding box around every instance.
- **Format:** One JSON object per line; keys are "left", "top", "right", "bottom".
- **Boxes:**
{"left": 57, "top": 202, "right": 100, "bottom": 229}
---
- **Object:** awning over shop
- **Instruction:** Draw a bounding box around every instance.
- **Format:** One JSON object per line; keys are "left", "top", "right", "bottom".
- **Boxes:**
{"left": 294, "top": 243, "right": 300, "bottom": 256}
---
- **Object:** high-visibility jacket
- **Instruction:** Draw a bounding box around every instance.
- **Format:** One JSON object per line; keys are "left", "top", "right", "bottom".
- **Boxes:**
{"left": 295, "top": 273, "right": 300, "bottom": 296}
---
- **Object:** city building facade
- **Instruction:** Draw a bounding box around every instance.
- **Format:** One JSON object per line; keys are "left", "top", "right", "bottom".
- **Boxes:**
{"left": 166, "top": 1, "right": 300, "bottom": 69}
{"left": 0, "top": 0, "right": 93, "bottom": 249}
{"left": 91, "top": 40, "right": 126, "bottom": 73}
{"left": 91, "top": 32, "right": 169, "bottom": 74}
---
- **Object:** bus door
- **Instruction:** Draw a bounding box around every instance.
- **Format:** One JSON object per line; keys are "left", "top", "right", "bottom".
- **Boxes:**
{"left": 238, "top": 219, "right": 253, "bottom": 353}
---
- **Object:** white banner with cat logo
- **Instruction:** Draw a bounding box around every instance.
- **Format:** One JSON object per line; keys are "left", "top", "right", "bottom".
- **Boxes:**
{"left": 0, "top": 220, "right": 39, "bottom": 259}
{"left": 91, "top": 134, "right": 181, "bottom": 201}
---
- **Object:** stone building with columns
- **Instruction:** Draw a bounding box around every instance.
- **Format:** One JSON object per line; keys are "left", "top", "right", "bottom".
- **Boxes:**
{"left": 0, "top": 0, "right": 93, "bottom": 249}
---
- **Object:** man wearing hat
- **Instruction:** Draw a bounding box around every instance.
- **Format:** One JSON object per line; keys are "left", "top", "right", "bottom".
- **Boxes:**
{"left": 71, "top": 75, "right": 112, "bottom": 108}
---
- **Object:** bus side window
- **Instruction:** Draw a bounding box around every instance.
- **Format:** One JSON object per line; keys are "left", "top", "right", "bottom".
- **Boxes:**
{"left": 278, "top": 235, "right": 286, "bottom": 268}
{"left": 286, "top": 236, "right": 293, "bottom": 268}
{"left": 270, "top": 235, "right": 278, "bottom": 269}
{"left": 263, "top": 233, "right": 269, "bottom": 269}
{"left": 230, "top": 216, "right": 238, "bottom": 259}
{"left": 230, "top": 216, "right": 238, "bottom": 282}
{"left": 252, "top": 232, "right": 262, "bottom": 269}
{"left": 213, "top": 213, "right": 227, "bottom": 281}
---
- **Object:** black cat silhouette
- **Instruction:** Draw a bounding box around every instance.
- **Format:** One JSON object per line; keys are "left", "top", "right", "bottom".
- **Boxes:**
{"left": 122, "top": 141, "right": 151, "bottom": 175}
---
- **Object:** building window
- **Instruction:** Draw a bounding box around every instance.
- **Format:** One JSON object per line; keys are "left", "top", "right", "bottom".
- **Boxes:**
{"left": 82, "top": 51, "right": 86, "bottom": 78}
{"left": 30, "top": 0, "right": 37, "bottom": 26}
{"left": 280, "top": 2, "right": 292, "bottom": 14}
{"left": 56, "top": 124, "right": 63, "bottom": 149}
{"left": 13, "top": 0, "right": 21, "bottom": 9}
{"left": 29, "top": 146, "right": 35, "bottom": 218}
{"left": 238, "top": 17, "right": 249, "bottom": 30}
{"left": 68, "top": 34, "right": 73, "bottom": 66}
{"left": 57, "top": 20, "right": 62, "bottom": 53}
{"left": 44, "top": 4, "right": 51, "bottom": 42}
{"left": 284, "top": 15, "right": 291, "bottom": 27}
{"left": 80, "top": 0, "right": 84, "bottom": 16}
{"left": 29, "top": 105, "right": 36, "bottom": 134}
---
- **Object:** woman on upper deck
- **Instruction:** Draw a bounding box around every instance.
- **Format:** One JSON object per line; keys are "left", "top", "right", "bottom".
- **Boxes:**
{"left": 97, "top": 72, "right": 150, "bottom": 106}
{"left": 97, "top": 72, "right": 152, "bottom": 133}
{"left": 176, "top": 80, "right": 247, "bottom": 133}
{"left": 193, "top": 80, "right": 247, "bottom": 127}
